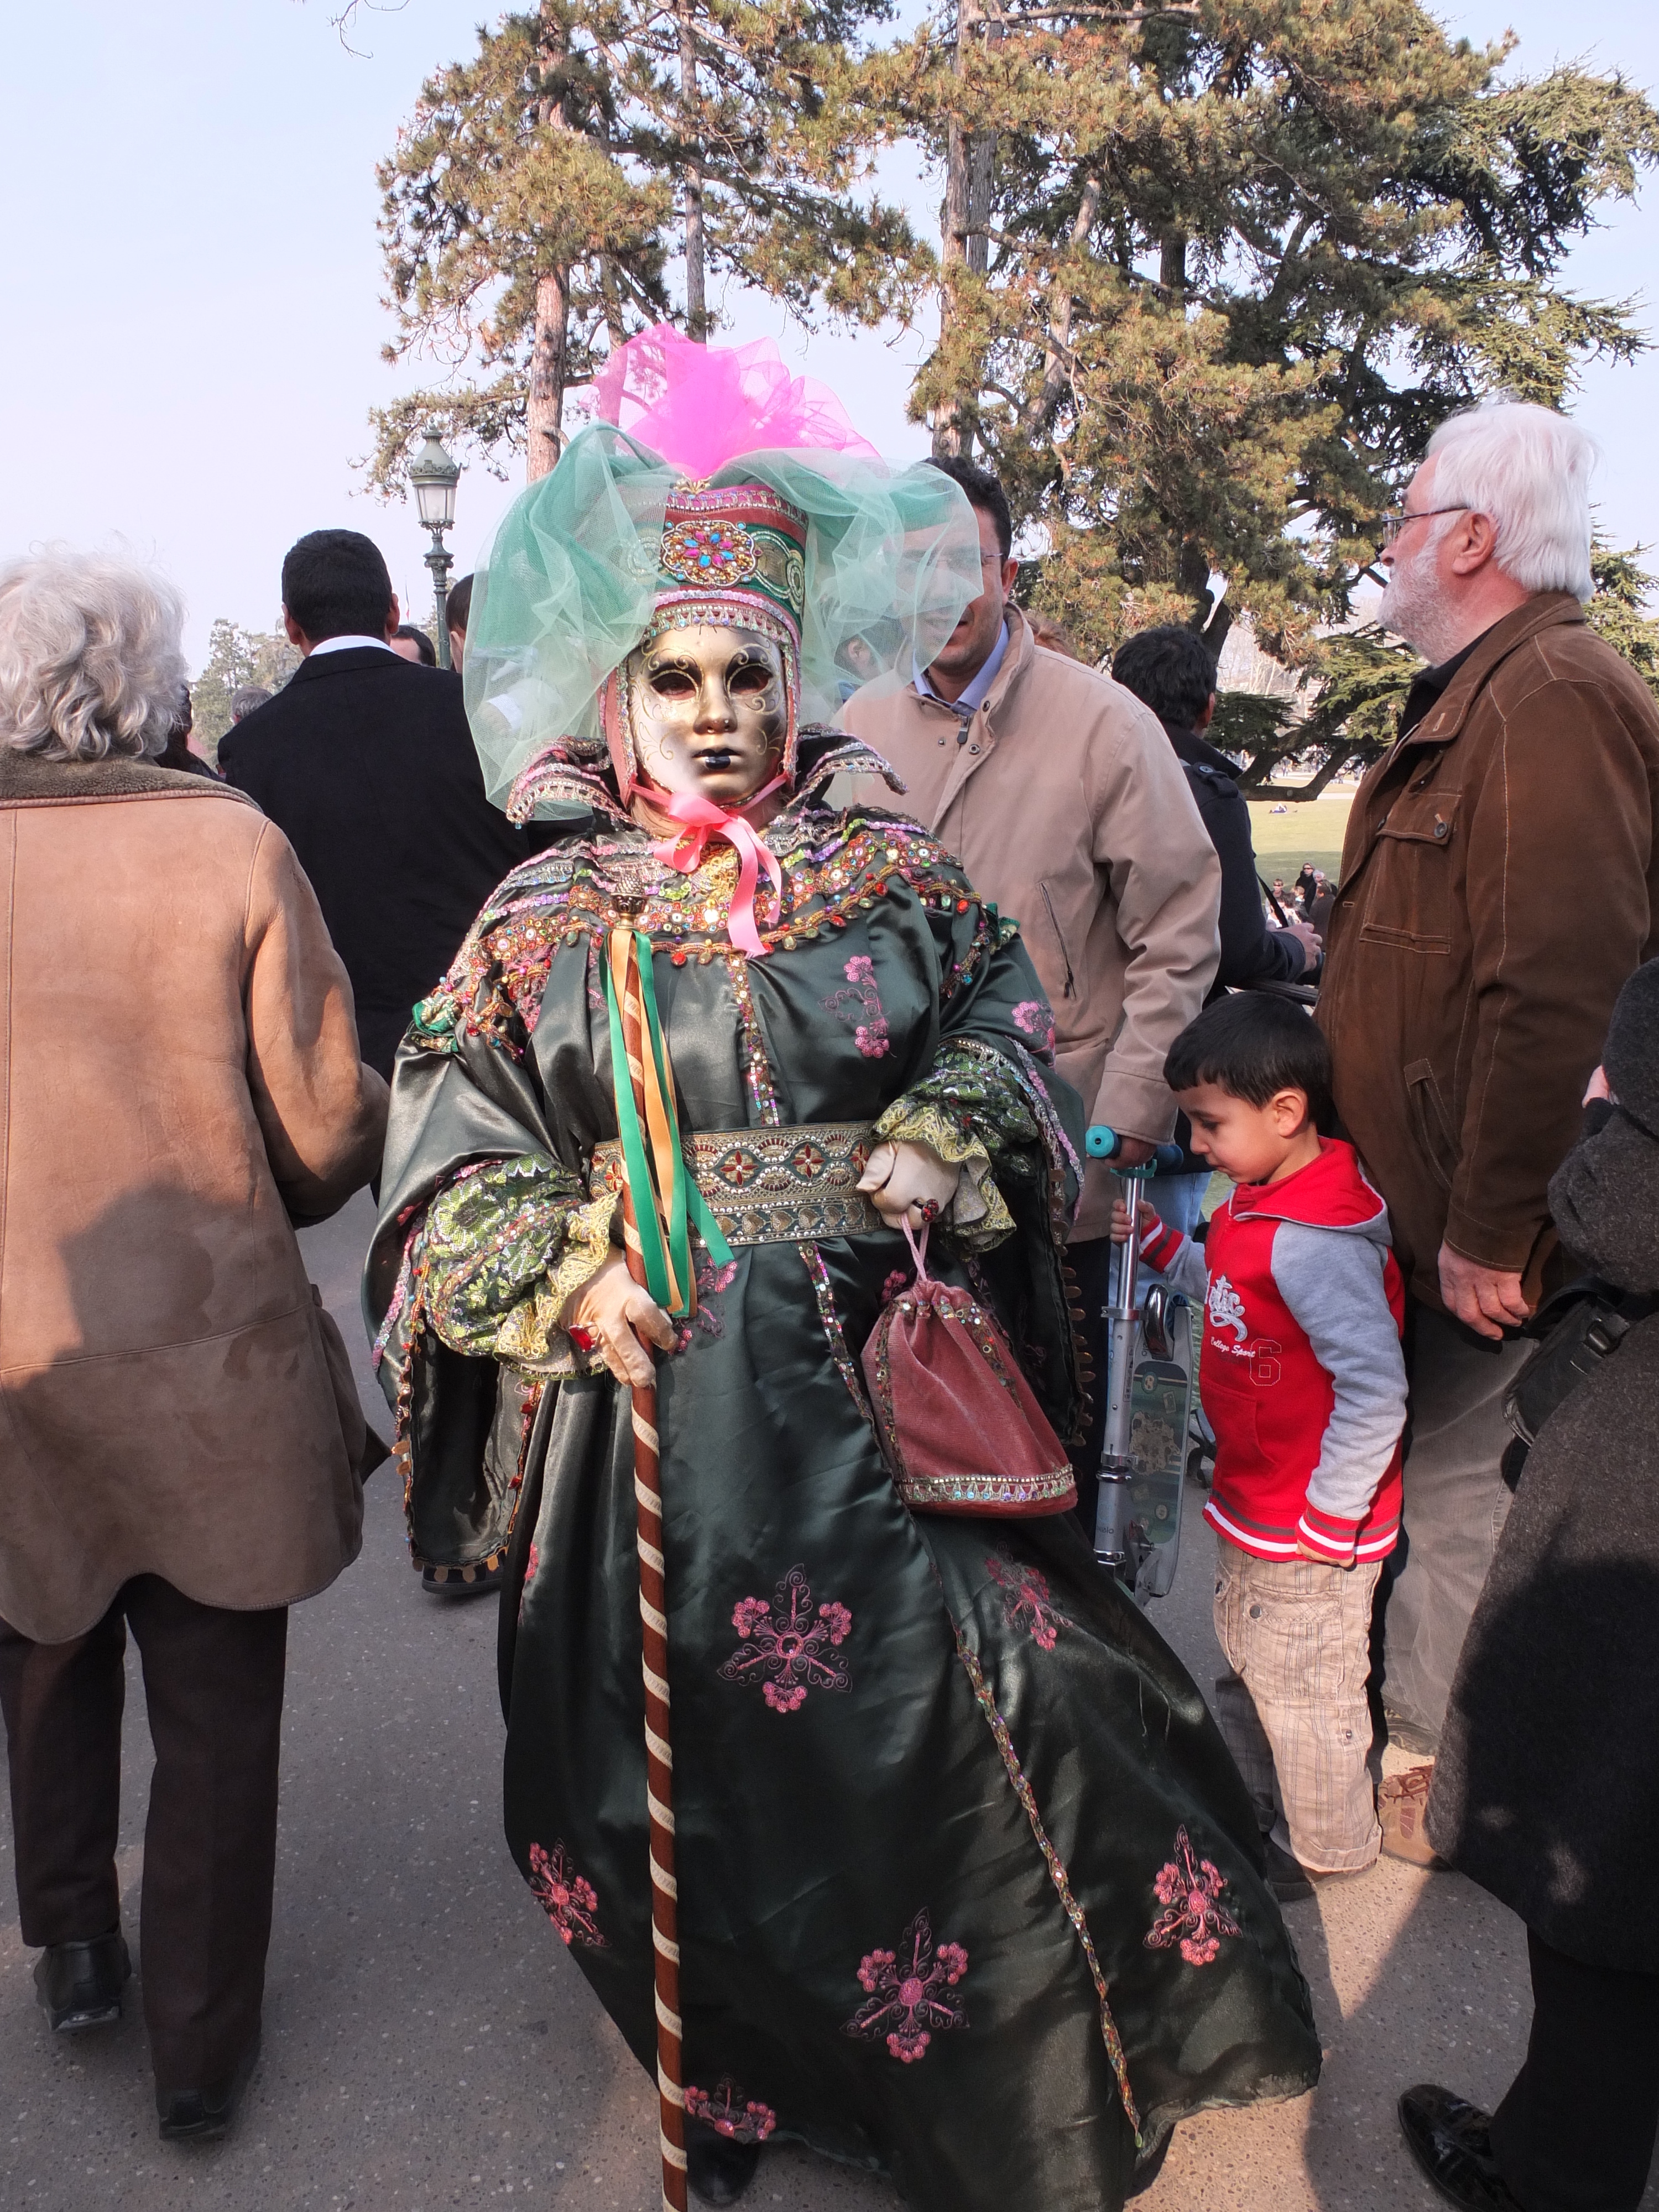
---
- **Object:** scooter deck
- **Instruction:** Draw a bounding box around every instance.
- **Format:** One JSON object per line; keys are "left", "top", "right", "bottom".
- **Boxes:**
{"left": 1126, "top": 1357, "right": 1191, "bottom": 1600}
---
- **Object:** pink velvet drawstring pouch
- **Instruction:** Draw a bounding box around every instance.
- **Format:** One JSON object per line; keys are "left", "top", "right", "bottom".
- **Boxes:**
{"left": 860, "top": 1222, "right": 1077, "bottom": 1519}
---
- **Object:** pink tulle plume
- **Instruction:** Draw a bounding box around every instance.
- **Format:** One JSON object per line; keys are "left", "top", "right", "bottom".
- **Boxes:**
{"left": 593, "top": 325, "right": 879, "bottom": 476}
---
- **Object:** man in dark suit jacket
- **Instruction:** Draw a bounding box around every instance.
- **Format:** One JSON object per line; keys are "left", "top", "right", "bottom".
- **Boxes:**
{"left": 221, "top": 529, "right": 544, "bottom": 1077}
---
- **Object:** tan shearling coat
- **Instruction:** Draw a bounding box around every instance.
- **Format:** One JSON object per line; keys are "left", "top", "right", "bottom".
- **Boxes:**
{"left": 841, "top": 608, "right": 1222, "bottom": 1238}
{"left": 0, "top": 751, "right": 389, "bottom": 1642}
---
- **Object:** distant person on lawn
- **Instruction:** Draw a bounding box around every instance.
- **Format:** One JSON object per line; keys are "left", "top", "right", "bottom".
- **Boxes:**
{"left": 1318, "top": 399, "right": 1659, "bottom": 1759}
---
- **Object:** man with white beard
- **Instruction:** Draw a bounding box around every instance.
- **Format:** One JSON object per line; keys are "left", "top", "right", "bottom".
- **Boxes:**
{"left": 1317, "top": 400, "right": 1659, "bottom": 1773}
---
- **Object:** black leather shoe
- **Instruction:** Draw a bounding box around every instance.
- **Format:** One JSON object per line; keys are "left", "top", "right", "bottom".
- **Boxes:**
{"left": 34, "top": 1930, "right": 131, "bottom": 2033}
{"left": 1261, "top": 1835, "right": 1313, "bottom": 1904}
{"left": 157, "top": 2037, "right": 259, "bottom": 2143}
{"left": 686, "top": 2127, "right": 763, "bottom": 2206}
{"left": 1399, "top": 2084, "right": 1525, "bottom": 2210}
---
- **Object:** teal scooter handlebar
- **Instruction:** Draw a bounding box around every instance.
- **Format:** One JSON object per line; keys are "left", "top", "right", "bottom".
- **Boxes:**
{"left": 1084, "top": 1126, "right": 1185, "bottom": 1171}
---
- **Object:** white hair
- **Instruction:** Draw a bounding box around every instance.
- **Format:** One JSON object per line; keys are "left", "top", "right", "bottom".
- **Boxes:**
{"left": 0, "top": 549, "right": 189, "bottom": 761}
{"left": 1424, "top": 401, "right": 1597, "bottom": 603}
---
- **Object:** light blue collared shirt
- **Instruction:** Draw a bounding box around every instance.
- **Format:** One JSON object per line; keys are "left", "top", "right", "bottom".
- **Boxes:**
{"left": 914, "top": 619, "right": 1009, "bottom": 726}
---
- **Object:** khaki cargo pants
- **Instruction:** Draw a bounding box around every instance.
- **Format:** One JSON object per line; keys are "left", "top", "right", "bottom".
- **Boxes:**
{"left": 1214, "top": 1537, "right": 1382, "bottom": 1875}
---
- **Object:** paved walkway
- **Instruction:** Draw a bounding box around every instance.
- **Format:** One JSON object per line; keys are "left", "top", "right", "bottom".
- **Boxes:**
{"left": 2, "top": 1192, "right": 1651, "bottom": 2211}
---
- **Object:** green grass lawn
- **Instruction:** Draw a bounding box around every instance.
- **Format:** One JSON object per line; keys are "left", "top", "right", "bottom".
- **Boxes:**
{"left": 1245, "top": 790, "right": 1355, "bottom": 888}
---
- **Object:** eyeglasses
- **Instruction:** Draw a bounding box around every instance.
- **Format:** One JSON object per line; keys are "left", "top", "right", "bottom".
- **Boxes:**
{"left": 1379, "top": 504, "right": 1469, "bottom": 546}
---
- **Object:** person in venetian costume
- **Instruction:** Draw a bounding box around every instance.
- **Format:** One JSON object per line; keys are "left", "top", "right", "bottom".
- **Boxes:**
{"left": 366, "top": 331, "right": 1318, "bottom": 2211}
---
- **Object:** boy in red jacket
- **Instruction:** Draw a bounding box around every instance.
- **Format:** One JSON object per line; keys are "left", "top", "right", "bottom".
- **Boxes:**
{"left": 1113, "top": 994, "right": 1406, "bottom": 1898}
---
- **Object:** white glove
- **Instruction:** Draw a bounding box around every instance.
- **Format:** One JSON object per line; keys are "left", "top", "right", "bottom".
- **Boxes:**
{"left": 856, "top": 1140, "right": 959, "bottom": 1230}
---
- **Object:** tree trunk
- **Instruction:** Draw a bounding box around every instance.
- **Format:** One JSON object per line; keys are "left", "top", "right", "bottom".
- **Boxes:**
{"left": 600, "top": 256, "right": 627, "bottom": 345}
{"left": 1018, "top": 170, "right": 1100, "bottom": 439}
{"left": 528, "top": 267, "right": 570, "bottom": 481}
{"left": 932, "top": 0, "right": 979, "bottom": 459}
{"left": 1159, "top": 230, "right": 1187, "bottom": 297}
{"left": 529, "top": 2, "right": 573, "bottom": 481}
{"left": 965, "top": 11, "right": 1001, "bottom": 279}
{"left": 1237, "top": 745, "right": 1357, "bottom": 801}
{"left": 967, "top": 135, "right": 993, "bottom": 275}
{"left": 678, "top": 0, "right": 707, "bottom": 340}
{"left": 932, "top": 117, "right": 971, "bottom": 457}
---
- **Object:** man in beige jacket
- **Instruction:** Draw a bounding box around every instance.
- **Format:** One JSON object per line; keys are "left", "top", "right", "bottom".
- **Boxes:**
{"left": 842, "top": 457, "right": 1221, "bottom": 1520}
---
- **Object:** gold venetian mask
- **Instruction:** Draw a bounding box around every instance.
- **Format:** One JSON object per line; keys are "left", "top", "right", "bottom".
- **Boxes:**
{"left": 625, "top": 623, "right": 787, "bottom": 809}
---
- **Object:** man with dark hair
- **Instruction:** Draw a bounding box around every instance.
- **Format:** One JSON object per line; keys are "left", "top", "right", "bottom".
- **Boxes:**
{"left": 842, "top": 455, "right": 1223, "bottom": 1531}
{"left": 390, "top": 624, "right": 437, "bottom": 667}
{"left": 1112, "top": 624, "right": 1320, "bottom": 1232}
{"left": 446, "top": 572, "right": 474, "bottom": 671}
{"left": 1112, "top": 627, "right": 1319, "bottom": 995}
{"left": 221, "top": 529, "right": 545, "bottom": 1081}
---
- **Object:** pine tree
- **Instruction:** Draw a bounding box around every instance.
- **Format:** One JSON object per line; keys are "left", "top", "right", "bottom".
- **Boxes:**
{"left": 369, "top": 0, "right": 915, "bottom": 489}
{"left": 190, "top": 621, "right": 300, "bottom": 764}
{"left": 371, "top": 4, "right": 669, "bottom": 488}
{"left": 1585, "top": 545, "right": 1659, "bottom": 699}
{"left": 846, "top": 0, "right": 1659, "bottom": 659}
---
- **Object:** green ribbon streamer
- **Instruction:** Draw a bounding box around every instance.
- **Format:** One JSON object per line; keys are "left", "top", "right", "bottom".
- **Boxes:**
{"left": 604, "top": 933, "right": 733, "bottom": 1321}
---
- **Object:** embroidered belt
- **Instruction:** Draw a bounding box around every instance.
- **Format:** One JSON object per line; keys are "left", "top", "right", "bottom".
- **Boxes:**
{"left": 592, "top": 1123, "right": 881, "bottom": 1246}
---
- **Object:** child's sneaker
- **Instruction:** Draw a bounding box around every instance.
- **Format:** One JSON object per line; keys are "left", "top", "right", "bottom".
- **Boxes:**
{"left": 1378, "top": 1765, "right": 1446, "bottom": 1868}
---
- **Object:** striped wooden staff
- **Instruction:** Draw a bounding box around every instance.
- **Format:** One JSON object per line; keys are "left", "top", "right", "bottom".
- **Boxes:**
{"left": 612, "top": 932, "right": 690, "bottom": 2212}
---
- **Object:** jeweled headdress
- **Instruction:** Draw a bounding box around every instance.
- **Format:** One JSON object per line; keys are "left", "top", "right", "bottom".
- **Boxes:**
{"left": 463, "top": 327, "right": 982, "bottom": 812}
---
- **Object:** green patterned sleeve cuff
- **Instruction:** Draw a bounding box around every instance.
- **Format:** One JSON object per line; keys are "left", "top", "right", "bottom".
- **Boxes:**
{"left": 874, "top": 1040, "right": 1050, "bottom": 1251}
{"left": 872, "top": 1104, "right": 1013, "bottom": 1249}
{"left": 424, "top": 1154, "right": 618, "bottom": 1375}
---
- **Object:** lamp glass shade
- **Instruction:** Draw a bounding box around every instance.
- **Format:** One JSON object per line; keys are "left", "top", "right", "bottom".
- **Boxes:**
{"left": 409, "top": 431, "right": 461, "bottom": 530}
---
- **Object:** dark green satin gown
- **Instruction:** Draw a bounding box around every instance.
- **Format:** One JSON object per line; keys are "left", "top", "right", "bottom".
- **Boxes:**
{"left": 366, "top": 735, "right": 1318, "bottom": 2211}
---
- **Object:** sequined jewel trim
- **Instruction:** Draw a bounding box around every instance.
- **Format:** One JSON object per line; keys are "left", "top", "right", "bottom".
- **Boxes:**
{"left": 954, "top": 1632, "right": 1142, "bottom": 2143}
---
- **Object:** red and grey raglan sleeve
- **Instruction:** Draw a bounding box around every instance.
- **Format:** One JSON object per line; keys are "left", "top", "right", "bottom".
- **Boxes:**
{"left": 1271, "top": 1223, "right": 1407, "bottom": 1566}
{"left": 1136, "top": 1211, "right": 1209, "bottom": 1301}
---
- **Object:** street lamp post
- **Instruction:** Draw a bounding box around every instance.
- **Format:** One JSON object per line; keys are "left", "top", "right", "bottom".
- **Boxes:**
{"left": 408, "top": 430, "right": 462, "bottom": 669}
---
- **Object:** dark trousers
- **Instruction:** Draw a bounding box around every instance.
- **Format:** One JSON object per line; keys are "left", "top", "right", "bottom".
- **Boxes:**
{"left": 1068, "top": 1236, "right": 1113, "bottom": 1546}
{"left": 0, "top": 1575, "right": 288, "bottom": 2094}
{"left": 1490, "top": 1928, "right": 1659, "bottom": 2212}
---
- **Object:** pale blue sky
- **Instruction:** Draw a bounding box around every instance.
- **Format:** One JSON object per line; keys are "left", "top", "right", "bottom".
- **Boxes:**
{"left": 5, "top": 0, "right": 1657, "bottom": 664}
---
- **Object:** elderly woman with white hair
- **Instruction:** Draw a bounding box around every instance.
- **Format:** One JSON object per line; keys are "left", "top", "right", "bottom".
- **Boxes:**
{"left": 0, "top": 552, "right": 387, "bottom": 2139}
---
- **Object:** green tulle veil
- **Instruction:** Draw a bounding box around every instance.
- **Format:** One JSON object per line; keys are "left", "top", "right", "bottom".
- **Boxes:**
{"left": 462, "top": 378, "right": 983, "bottom": 811}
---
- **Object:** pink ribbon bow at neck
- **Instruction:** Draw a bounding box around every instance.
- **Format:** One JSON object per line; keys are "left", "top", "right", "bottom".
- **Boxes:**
{"left": 649, "top": 780, "right": 788, "bottom": 957}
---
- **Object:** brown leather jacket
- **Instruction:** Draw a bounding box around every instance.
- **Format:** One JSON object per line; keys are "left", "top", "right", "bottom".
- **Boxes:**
{"left": 1318, "top": 593, "right": 1659, "bottom": 1310}
{"left": 0, "top": 750, "right": 388, "bottom": 1641}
